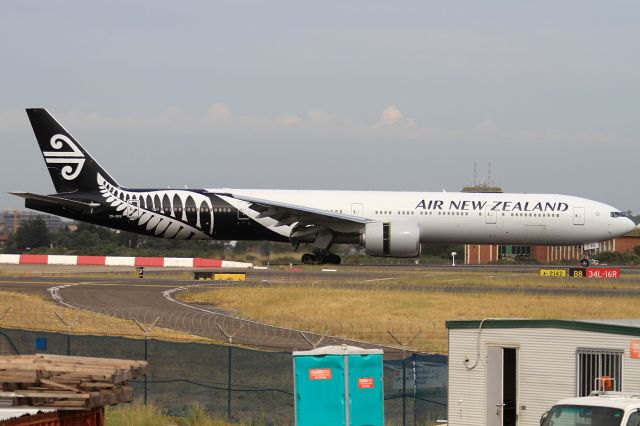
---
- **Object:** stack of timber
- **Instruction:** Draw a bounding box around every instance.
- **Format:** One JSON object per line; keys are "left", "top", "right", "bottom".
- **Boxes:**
{"left": 0, "top": 354, "right": 147, "bottom": 409}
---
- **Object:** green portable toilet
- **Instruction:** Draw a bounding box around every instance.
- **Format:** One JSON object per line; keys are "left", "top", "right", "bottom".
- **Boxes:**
{"left": 293, "top": 345, "right": 384, "bottom": 426}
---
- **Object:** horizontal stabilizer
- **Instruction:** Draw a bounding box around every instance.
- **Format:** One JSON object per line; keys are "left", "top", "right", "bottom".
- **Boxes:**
{"left": 9, "top": 192, "right": 101, "bottom": 211}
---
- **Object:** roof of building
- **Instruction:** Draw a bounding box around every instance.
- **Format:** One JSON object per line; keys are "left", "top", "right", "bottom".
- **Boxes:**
{"left": 461, "top": 183, "right": 504, "bottom": 193}
{"left": 587, "top": 319, "right": 640, "bottom": 327}
{"left": 624, "top": 227, "right": 640, "bottom": 237}
{"left": 446, "top": 319, "right": 640, "bottom": 337}
{"left": 293, "top": 345, "right": 383, "bottom": 356}
{"left": 0, "top": 408, "right": 56, "bottom": 421}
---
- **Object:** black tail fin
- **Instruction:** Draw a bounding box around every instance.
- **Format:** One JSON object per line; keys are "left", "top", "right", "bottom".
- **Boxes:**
{"left": 26, "top": 108, "right": 121, "bottom": 194}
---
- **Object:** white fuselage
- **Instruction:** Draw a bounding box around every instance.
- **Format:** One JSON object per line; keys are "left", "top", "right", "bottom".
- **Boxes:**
{"left": 214, "top": 189, "right": 635, "bottom": 246}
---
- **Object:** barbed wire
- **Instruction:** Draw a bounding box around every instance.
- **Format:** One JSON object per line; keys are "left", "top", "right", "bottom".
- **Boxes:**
{"left": 0, "top": 302, "right": 447, "bottom": 354}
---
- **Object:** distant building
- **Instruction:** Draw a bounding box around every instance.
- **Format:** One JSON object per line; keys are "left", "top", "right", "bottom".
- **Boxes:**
{"left": 0, "top": 209, "right": 66, "bottom": 233}
{"left": 464, "top": 227, "right": 640, "bottom": 264}
{"left": 0, "top": 223, "right": 8, "bottom": 244}
{"left": 461, "top": 183, "right": 504, "bottom": 193}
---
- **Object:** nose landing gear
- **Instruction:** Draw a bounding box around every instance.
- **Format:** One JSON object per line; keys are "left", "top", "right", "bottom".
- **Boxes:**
{"left": 580, "top": 249, "right": 600, "bottom": 267}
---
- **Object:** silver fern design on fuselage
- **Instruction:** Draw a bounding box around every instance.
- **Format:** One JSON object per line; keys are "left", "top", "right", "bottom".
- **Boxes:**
{"left": 97, "top": 174, "right": 214, "bottom": 240}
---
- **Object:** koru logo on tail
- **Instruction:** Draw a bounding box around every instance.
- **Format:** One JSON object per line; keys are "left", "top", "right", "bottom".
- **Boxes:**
{"left": 43, "top": 134, "right": 85, "bottom": 180}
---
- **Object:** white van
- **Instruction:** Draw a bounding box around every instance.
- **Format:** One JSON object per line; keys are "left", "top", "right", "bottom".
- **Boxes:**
{"left": 541, "top": 393, "right": 640, "bottom": 426}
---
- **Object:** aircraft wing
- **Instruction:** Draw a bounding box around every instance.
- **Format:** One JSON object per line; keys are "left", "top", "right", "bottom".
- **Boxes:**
{"left": 9, "top": 192, "right": 101, "bottom": 211}
{"left": 210, "top": 192, "right": 368, "bottom": 238}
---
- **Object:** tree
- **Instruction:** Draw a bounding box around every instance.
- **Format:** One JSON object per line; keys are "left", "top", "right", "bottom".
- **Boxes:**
{"left": 625, "top": 211, "right": 640, "bottom": 225}
{"left": 634, "top": 245, "right": 640, "bottom": 258}
{"left": 12, "top": 217, "right": 51, "bottom": 252}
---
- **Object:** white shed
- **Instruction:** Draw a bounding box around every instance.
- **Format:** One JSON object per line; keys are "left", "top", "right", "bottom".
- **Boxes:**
{"left": 446, "top": 319, "right": 640, "bottom": 426}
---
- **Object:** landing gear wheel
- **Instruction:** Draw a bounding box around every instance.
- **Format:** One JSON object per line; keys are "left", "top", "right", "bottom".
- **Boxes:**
{"left": 580, "top": 258, "right": 590, "bottom": 268}
{"left": 326, "top": 254, "right": 341, "bottom": 265}
{"left": 301, "top": 252, "right": 340, "bottom": 265}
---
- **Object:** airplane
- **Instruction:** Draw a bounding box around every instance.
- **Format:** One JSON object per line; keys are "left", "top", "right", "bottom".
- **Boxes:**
{"left": 10, "top": 108, "right": 637, "bottom": 266}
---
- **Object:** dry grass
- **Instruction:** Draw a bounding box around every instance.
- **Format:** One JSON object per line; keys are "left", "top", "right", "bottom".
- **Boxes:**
{"left": 0, "top": 290, "right": 212, "bottom": 342}
{"left": 245, "top": 265, "right": 640, "bottom": 290}
{"left": 180, "top": 285, "right": 640, "bottom": 353}
{"left": 106, "top": 401, "right": 243, "bottom": 426}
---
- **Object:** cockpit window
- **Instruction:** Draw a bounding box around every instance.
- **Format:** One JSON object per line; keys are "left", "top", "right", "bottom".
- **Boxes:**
{"left": 610, "top": 212, "right": 625, "bottom": 218}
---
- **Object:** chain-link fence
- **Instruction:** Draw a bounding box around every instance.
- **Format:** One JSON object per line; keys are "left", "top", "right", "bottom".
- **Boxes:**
{"left": 0, "top": 326, "right": 447, "bottom": 425}
{"left": 384, "top": 354, "right": 448, "bottom": 425}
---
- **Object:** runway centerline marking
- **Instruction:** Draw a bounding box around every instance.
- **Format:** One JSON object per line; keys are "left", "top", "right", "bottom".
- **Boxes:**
{"left": 364, "top": 277, "right": 397, "bottom": 282}
{"left": 0, "top": 280, "right": 182, "bottom": 289}
{"left": 69, "top": 283, "right": 179, "bottom": 288}
{"left": 486, "top": 274, "right": 522, "bottom": 278}
{"left": 0, "top": 280, "right": 81, "bottom": 286}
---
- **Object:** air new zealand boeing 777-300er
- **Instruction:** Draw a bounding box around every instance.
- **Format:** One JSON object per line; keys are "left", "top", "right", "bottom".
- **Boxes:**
{"left": 10, "top": 108, "right": 636, "bottom": 265}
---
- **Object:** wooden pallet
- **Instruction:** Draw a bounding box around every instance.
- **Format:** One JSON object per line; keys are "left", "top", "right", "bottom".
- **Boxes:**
{"left": 0, "top": 354, "right": 147, "bottom": 409}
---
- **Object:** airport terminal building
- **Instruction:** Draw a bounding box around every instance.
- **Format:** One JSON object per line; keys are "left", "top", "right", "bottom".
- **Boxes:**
{"left": 464, "top": 227, "right": 640, "bottom": 265}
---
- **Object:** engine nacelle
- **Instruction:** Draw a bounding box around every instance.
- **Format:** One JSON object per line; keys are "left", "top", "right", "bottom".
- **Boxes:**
{"left": 363, "top": 221, "right": 421, "bottom": 258}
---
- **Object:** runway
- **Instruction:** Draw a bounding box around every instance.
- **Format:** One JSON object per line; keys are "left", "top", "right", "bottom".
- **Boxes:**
{"left": 0, "top": 273, "right": 407, "bottom": 352}
{"left": 1, "top": 264, "right": 639, "bottom": 352}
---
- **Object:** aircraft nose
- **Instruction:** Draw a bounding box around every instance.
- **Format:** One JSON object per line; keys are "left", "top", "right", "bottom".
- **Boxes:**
{"left": 622, "top": 217, "right": 637, "bottom": 234}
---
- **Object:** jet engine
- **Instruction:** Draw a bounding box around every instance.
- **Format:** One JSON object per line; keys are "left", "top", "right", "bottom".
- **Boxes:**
{"left": 362, "top": 221, "right": 421, "bottom": 257}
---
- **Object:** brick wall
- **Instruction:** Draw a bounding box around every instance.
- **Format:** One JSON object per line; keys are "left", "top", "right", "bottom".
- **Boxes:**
{"left": 464, "top": 235, "right": 640, "bottom": 264}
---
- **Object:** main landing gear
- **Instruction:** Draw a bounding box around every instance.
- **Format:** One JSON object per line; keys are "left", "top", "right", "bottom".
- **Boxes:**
{"left": 294, "top": 229, "right": 341, "bottom": 265}
{"left": 301, "top": 252, "right": 341, "bottom": 265}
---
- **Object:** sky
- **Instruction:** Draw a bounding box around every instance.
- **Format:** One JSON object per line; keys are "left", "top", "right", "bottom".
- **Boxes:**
{"left": 1, "top": 1, "right": 639, "bottom": 212}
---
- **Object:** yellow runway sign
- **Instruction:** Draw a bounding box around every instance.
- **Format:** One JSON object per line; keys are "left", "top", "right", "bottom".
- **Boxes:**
{"left": 214, "top": 273, "right": 246, "bottom": 281}
{"left": 539, "top": 268, "right": 568, "bottom": 277}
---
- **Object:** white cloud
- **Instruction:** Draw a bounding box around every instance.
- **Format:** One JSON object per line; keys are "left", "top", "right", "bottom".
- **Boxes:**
{"left": 205, "top": 103, "right": 232, "bottom": 122}
{"left": 0, "top": 105, "right": 630, "bottom": 149}
{"left": 379, "top": 105, "right": 403, "bottom": 126}
{"left": 305, "top": 108, "right": 331, "bottom": 124}
{"left": 375, "top": 105, "right": 416, "bottom": 129}
{"left": 276, "top": 113, "right": 300, "bottom": 126}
